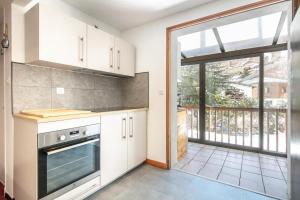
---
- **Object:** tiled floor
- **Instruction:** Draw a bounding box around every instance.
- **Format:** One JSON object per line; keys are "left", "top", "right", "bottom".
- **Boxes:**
{"left": 174, "top": 142, "right": 288, "bottom": 200}
{"left": 88, "top": 164, "right": 274, "bottom": 200}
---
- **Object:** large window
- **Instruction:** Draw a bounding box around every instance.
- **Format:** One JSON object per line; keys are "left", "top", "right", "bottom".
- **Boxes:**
{"left": 177, "top": 50, "right": 288, "bottom": 154}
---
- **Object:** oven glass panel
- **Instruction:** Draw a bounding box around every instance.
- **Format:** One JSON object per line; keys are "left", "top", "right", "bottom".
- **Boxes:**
{"left": 45, "top": 139, "right": 99, "bottom": 194}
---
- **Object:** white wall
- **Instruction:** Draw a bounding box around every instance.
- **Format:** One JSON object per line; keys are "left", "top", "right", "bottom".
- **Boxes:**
{"left": 11, "top": 0, "right": 121, "bottom": 63}
{"left": 121, "top": 0, "right": 258, "bottom": 164}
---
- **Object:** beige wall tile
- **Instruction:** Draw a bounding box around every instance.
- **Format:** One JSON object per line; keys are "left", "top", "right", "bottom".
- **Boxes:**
{"left": 52, "top": 88, "right": 94, "bottom": 110}
{"left": 12, "top": 63, "right": 52, "bottom": 87}
{"left": 52, "top": 69, "right": 94, "bottom": 89}
{"left": 13, "top": 86, "right": 51, "bottom": 113}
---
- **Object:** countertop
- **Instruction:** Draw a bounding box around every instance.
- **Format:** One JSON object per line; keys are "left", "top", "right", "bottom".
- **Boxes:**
{"left": 14, "top": 107, "right": 148, "bottom": 123}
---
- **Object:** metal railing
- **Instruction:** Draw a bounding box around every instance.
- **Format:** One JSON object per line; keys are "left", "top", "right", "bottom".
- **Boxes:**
{"left": 183, "top": 105, "right": 287, "bottom": 154}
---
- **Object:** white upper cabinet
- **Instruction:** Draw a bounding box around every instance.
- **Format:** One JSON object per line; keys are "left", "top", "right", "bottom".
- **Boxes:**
{"left": 86, "top": 25, "right": 115, "bottom": 73}
{"left": 25, "top": 3, "right": 135, "bottom": 77}
{"left": 25, "top": 4, "right": 87, "bottom": 68}
{"left": 114, "top": 38, "right": 135, "bottom": 77}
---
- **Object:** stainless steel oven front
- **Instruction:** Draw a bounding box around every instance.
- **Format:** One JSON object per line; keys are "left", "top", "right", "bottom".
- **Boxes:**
{"left": 38, "top": 124, "right": 100, "bottom": 200}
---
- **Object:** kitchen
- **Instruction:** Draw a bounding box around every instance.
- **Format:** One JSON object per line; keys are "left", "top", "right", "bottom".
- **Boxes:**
{"left": 3, "top": 1, "right": 150, "bottom": 199}
{"left": 1, "top": 0, "right": 300, "bottom": 200}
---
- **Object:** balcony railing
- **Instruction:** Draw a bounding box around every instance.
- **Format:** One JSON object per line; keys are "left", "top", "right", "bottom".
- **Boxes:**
{"left": 183, "top": 105, "right": 287, "bottom": 154}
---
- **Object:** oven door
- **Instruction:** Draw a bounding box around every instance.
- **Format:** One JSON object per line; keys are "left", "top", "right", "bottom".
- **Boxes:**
{"left": 38, "top": 135, "right": 100, "bottom": 200}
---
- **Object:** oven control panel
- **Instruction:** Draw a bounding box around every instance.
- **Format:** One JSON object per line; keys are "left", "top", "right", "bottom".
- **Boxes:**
{"left": 38, "top": 124, "right": 100, "bottom": 148}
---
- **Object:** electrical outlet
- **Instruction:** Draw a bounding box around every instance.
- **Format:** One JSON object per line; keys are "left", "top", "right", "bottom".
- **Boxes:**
{"left": 56, "top": 87, "right": 64, "bottom": 95}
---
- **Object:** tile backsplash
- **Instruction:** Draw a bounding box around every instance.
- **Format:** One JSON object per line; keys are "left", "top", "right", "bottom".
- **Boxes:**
{"left": 12, "top": 63, "right": 149, "bottom": 113}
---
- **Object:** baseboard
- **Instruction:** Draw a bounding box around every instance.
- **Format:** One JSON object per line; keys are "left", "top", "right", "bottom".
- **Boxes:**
{"left": 145, "top": 159, "right": 168, "bottom": 169}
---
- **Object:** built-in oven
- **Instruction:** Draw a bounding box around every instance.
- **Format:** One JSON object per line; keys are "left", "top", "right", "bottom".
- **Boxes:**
{"left": 38, "top": 124, "right": 100, "bottom": 200}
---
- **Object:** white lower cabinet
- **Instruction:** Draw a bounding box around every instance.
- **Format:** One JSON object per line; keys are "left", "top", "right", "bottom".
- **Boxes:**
{"left": 127, "top": 111, "right": 147, "bottom": 170}
{"left": 100, "top": 110, "right": 147, "bottom": 187}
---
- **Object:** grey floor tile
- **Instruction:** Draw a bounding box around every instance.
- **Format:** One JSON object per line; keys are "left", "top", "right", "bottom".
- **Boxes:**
{"left": 214, "top": 150, "right": 228, "bottom": 156}
{"left": 261, "top": 168, "right": 284, "bottom": 180}
{"left": 224, "top": 161, "right": 242, "bottom": 170}
{"left": 242, "top": 164, "right": 261, "bottom": 174}
{"left": 194, "top": 155, "right": 210, "bottom": 162}
{"left": 229, "top": 149, "right": 243, "bottom": 154}
{"left": 259, "top": 154, "right": 277, "bottom": 160}
{"left": 181, "top": 160, "right": 205, "bottom": 174}
{"left": 241, "top": 171, "right": 263, "bottom": 183}
{"left": 200, "top": 149, "right": 215, "bottom": 155}
{"left": 263, "top": 176, "right": 288, "bottom": 200}
{"left": 211, "top": 153, "right": 227, "bottom": 160}
{"left": 243, "top": 151, "right": 259, "bottom": 156}
{"left": 173, "top": 143, "right": 286, "bottom": 199}
{"left": 227, "top": 152, "right": 243, "bottom": 159}
{"left": 205, "top": 145, "right": 217, "bottom": 150}
{"left": 260, "top": 158, "right": 278, "bottom": 166}
{"left": 226, "top": 156, "right": 242, "bottom": 164}
{"left": 240, "top": 178, "right": 265, "bottom": 194}
{"left": 279, "top": 166, "right": 287, "bottom": 173}
{"left": 216, "top": 147, "right": 229, "bottom": 152}
{"left": 174, "top": 157, "right": 191, "bottom": 169}
{"left": 243, "top": 160, "right": 260, "bottom": 168}
{"left": 260, "top": 163, "right": 281, "bottom": 171}
{"left": 184, "top": 152, "right": 197, "bottom": 159}
{"left": 207, "top": 158, "right": 225, "bottom": 166}
{"left": 192, "top": 143, "right": 205, "bottom": 148}
{"left": 198, "top": 164, "right": 222, "bottom": 179}
{"left": 243, "top": 155, "right": 259, "bottom": 162}
{"left": 221, "top": 167, "right": 241, "bottom": 177}
{"left": 218, "top": 173, "right": 240, "bottom": 185}
{"left": 278, "top": 160, "right": 287, "bottom": 168}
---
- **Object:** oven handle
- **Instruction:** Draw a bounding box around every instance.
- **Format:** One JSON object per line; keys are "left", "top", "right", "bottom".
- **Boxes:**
{"left": 46, "top": 138, "right": 100, "bottom": 155}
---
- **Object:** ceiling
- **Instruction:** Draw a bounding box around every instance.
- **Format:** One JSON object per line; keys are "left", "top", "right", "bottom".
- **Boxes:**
{"left": 61, "top": 0, "right": 215, "bottom": 30}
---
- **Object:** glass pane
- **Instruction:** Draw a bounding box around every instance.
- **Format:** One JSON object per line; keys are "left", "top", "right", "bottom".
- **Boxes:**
{"left": 205, "top": 57, "right": 260, "bottom": 147}
{"left": 47, "top": 142, "right": 99, "bottom": 194}
{"left": 177, "top": 64, "right": 200, "bottom": 139}
{"left": 218, "top": 12, "right": 282, "bottom": 51}
{"left": 178, "top": 29, "right": 220, "bottom": 57}
{"left": 263, "top": 50, "right": 288, "bottom": 153}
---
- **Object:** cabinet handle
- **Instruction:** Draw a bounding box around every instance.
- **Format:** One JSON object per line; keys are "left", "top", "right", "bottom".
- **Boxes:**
{"left": 79, "top": 37, "right": 84, "bottom": 62}
{"left": 122, "top": 118, "right": 126, "bottom": 139}
{"left": 117, "top": 50, "right": 120, "bottom": 70}
{"left": 129, "top": 116, "right": 133, "bottom": 138}
{"left": 110, "top": 48, "right": 113, "bottom": 68}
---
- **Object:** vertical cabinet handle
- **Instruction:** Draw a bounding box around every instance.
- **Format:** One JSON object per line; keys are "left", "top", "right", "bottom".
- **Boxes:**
{"left": 79, "top": 37, "right": 84, "bottom": 62}
{"left": 122, "top": 118, "right": 126, "bottom": 139}
{"left": 129, "top": 116, "right": 133, "bottom": 138}
{"left": 110, "top": 48, "right": 113, "bottom": 68}
{"left": 117, "top": 50, "right": 120, "bottom": 70}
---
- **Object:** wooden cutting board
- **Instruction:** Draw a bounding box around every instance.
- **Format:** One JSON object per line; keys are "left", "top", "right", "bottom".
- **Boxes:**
{"left": 20, "top": 108, "right": 92, "bottom": 118}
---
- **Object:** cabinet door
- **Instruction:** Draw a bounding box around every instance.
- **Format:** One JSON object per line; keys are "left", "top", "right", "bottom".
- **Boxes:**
{"left": 114, "top": 38, "right": 135, "bottom": 76}
{"left": 38, "top": 4, "right": 87, "bottom": 68}
{"left": 101, "top": 113, "right": 128, "bottom": 187}
{"left": 127, "top": 111, "right": 147, "bottom": 170}
{"left": 87, "top": 25, "right": 115, "bottom": 72}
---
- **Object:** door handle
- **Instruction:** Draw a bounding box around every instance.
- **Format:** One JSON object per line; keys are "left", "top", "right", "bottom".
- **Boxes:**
{"left": 79, "top": 37, "right": 84, "bottom": 62}
{"left": 122, "top": 118, "right": 126, "bottom": 139}
{"left": 129, "top": 116, "right": 133, "bottom": 138}
{"left": 110, "top": 48, "right": 113, "bottom": 68}
{"left": 117, "top": 50, "right": 120, "bottom": 70}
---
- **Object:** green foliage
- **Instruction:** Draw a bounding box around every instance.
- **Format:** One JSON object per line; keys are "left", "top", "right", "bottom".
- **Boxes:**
{"left": 178, "top": 60, "right": 258, "bottom": 108}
